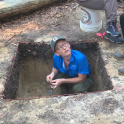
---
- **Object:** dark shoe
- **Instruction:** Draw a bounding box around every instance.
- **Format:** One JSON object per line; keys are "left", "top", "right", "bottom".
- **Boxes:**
{"left": 104, "top": 33, "right": 124, "bottom": 43}
{"left": 118, "top": 68, "right": 124, "bottom": 76}
{"left": 113, "top": 52, "right": 124, "bottom": 59}
{"left": 106, "top": 22, "right": 121, "bottom": 37}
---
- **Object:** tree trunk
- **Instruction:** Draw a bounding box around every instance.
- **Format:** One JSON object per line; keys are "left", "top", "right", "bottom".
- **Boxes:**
{"left": 0, "top": 0, "right": 67, "bottom": 20}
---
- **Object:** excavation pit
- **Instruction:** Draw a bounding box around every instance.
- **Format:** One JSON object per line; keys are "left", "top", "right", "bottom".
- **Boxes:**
{"left": 3, "top": 42, "right": 113, "bottom": 99}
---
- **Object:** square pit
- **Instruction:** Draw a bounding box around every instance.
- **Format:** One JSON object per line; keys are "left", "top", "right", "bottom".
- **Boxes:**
{"left": 3, "top": 42, "right": 113, "bottom": 99}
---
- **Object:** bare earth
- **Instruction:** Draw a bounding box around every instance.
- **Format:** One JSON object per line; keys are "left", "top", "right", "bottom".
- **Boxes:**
{"left": 0, "top": 0, "right": 124, "bottom": 124}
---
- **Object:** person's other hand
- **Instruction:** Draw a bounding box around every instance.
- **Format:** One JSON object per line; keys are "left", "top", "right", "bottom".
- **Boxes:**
{"left": 46, "top": 73, "right": 54, "bottom": 82}
{"left": 50, "top": 79, "right": 63, "bottom": 89}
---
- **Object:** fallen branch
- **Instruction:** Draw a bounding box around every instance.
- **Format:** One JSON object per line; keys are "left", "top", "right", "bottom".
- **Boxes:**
{"left": 0, "top": 0, "right": 67, "bottom": 20}
{"left": 72, "top": 4, "right": 79, "bottom": 11}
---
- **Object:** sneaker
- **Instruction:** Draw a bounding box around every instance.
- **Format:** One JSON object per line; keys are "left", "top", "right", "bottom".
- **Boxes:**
{"left": 118, "top": 68, "right": 124, "bottom": 76}
{"left": 104, "top": 33, "right": 124, "bottom": 43}
{"left": 106, "top": 22, "right": 121, "bottom": 37}
{"left": 113, "top": 52, "right": 124, "bottom": 59}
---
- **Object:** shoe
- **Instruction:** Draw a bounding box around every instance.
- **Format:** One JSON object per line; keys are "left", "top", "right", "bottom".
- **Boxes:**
{"left": 104, "top": 33, "right": 124, "bottom": 43}
{"left": 113, "top": 52, "right": 124, "bottom": 59}
{"left": 106, "top": 22, "right": 121, "bottom": 37}
{"left": 118, "top": 68, "right": 124, "bottom": 76}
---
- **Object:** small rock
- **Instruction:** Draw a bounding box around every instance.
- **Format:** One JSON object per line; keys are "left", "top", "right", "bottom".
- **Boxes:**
{"left": 0, "top": 121, "right": 4, "bottom": 124}
{"left": 32, "top": 51, "right": 37, "bottom": 57}
{"left": 27, "top": 49, "right": 31, "bottom": 52}
{"left": 34, "top": 37, "right": 44, "bottom": 43}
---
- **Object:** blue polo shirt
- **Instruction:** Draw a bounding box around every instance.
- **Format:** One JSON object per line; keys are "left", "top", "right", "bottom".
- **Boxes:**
{"left": 53, "top": 50, "right": 91, "bottom": 77}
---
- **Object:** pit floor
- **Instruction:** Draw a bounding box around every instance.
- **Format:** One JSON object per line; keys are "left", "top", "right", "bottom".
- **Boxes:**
{"left": 17, "top": 57, "right": 61, "bottom": 98}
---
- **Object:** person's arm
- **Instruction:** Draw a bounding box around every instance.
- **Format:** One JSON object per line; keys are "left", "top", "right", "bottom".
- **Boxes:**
{"left": 50, "top": 73, "right": 87, "bottom": 89}
{"left": 46, "top": 68, "right": 59, "bottom": 82}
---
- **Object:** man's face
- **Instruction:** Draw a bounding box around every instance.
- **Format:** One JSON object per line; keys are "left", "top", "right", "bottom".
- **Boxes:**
{"left": 54, "top": 40, "right": 71, "bottom": 57}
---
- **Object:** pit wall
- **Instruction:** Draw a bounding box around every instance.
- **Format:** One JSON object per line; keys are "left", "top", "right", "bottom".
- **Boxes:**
{"left": 2, "top": 41, "right": 113, "bottom": 99}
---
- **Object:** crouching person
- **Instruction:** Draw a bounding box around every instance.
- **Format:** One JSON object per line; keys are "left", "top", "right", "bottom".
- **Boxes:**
{"left": 46, "top": 36, "right": 94, "bottom": 94}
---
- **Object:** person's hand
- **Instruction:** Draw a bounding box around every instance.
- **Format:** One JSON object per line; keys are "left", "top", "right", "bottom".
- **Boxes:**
{"left": 46, "top": 73, "right": 54, "bottom": 82}
{"left": 50, "top": 79, "right": 64, "bottom": 89}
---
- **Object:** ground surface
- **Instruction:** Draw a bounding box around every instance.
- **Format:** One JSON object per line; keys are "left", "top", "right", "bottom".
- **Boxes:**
{"left": 0, "top": 0, "right": 124, "bottom": 123}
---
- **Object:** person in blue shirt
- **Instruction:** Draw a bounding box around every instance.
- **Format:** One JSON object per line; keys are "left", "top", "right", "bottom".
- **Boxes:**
{"left": 46, "top": 36, "right": 94, "bottom": 94}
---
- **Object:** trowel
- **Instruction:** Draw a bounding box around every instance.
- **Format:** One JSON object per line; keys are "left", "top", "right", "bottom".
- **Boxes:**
{"left": 46, "top": 85, "right": 54, "bottom": 94}
{"left": 46, "top": 89, "right": 53, "bottom": 94}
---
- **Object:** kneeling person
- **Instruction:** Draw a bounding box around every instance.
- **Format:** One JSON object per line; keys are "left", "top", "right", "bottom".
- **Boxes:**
{"left": 46, "top": 36, "right": 94, "bottom": 94}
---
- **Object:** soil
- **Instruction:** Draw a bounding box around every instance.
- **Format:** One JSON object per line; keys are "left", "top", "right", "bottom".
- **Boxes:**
{"left": 3, "top": 42, "right": 113, "bottom": 99}
{"left": 0, "top": 0, "right": 124, "bottom": 124}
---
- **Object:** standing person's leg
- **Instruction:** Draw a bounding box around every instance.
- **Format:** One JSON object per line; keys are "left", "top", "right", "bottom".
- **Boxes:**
{"left": 104, "top": 0, "right": 121, "bottom": 37}
{"left": 120, "top": 13, "right": 124, "bottom": 37}
{"left": 113, "top": 13, "right": 124, "bottom": 75}
{"left": 104, "top": 0, "right": 117, "bottom": 25}
{"left": 103, "top": 0, "right": 124, "bottom": 43}
{"left": 113, "top": 49, "right": 124, "bottom": 75}
{"left": 112, "top": 13, "right": 124, "bottom": 61}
